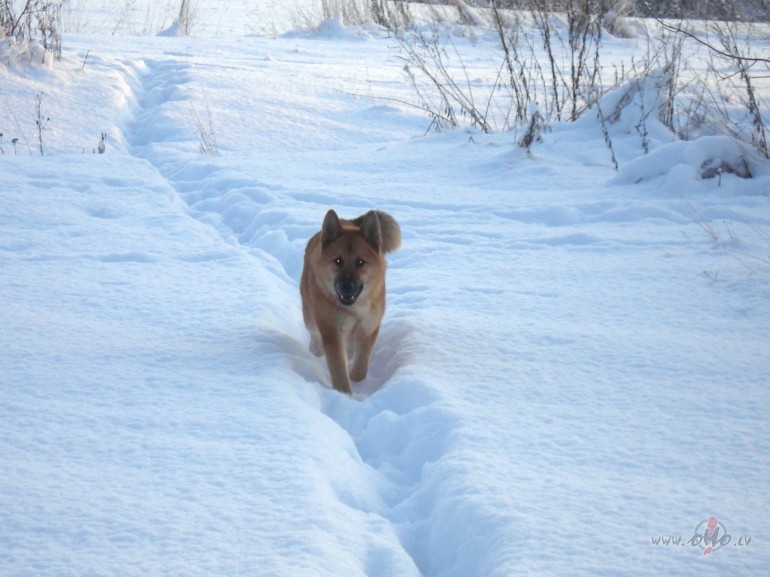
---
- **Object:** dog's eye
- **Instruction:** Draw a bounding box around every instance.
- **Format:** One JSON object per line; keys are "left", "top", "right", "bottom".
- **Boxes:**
{"left": 333, "top": 257, "right": 343, "bottom": 267}
{"left": 355, "top": 258, "right": 366, "bottom": 268}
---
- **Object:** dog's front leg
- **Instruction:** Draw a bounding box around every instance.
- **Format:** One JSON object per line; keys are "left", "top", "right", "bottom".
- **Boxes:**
{"left": 321, "top": 333, "right": 352, "bottom": 394}
{"left": 349, "top": 328, "right": 379, "bottom": 383}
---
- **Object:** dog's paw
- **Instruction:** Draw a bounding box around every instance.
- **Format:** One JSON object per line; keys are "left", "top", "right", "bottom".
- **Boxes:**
{"left": 349, "top": 367, "right": 368, "bottom": 382}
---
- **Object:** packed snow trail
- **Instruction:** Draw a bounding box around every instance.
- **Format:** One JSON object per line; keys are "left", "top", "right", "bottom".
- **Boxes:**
{"left": 117, "top": 46, "right": 460, "bottom": 577}
{"left": 2, "top": 20, "right": 770, "bottom": 577}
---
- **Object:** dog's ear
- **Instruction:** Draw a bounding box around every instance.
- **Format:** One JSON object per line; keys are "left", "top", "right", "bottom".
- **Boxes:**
{"left": 359, "top": 210, "right": 382, "bottom": 253}
{"left": 322, "top": 209, "right": 342, "bottom": 248}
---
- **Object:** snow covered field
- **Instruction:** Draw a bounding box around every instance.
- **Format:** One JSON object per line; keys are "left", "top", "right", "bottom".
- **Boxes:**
{"left": 2, "top": 2, "right": 769, "bottom": 576}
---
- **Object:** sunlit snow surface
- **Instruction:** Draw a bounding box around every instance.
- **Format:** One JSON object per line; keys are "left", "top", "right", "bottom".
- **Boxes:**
{"left": 2, "top": 2, "right": 769, "bottom": 576}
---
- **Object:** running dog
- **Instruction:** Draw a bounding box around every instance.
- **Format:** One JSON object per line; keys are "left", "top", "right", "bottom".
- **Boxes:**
{"left": 300, "top": 209, "right": 401, "bottom": 394}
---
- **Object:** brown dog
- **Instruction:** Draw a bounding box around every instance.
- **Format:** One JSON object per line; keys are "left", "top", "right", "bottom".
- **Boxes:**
{"left": 300, "top": 209, "right": 401, "bottom": 394}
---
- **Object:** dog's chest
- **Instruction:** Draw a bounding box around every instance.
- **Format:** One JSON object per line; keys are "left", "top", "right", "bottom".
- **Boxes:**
{"left": 335, "top": 298, "right": 381, "bottom": 336}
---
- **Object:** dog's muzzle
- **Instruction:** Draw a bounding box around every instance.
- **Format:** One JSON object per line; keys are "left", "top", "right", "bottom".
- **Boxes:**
{"left": 335, "top": 278, "right": 363, "bottom": 306}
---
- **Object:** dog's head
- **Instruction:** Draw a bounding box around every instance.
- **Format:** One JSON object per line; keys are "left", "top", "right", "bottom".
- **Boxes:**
{"left": 320, "top": 209, "right": 383, "bottom": 307}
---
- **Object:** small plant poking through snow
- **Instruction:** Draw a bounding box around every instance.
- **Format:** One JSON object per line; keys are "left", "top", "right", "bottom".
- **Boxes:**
{"left": 34, "top": 92, "right": 49, "bottom": 156}
{"left": 519, "top": 101, "right": 545, "bottom": 151}
{"left": 191, "top": 100, "right": 219, "bottom": 155}
{"left": 0, "top": 131, "right": 18, "bottom": 156}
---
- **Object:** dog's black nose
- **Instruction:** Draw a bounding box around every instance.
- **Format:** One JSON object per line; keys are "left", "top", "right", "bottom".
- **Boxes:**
{"left": 335, "top": 277, "right": 363, "bottom": 306}
{"left": 339, "top": 279, "right": 357, "bottom": 295}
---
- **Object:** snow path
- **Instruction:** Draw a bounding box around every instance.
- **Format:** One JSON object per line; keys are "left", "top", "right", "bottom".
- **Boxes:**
{"left": 117, "top": 51, "right": 440, "bottom": 576}
{"left": 119, "top": 49, "right": 470, "bottom": 577}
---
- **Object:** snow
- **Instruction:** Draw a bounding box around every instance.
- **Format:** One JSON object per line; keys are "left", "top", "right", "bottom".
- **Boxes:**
{"left": 2, "top": 2, "right": 770, "bottom": 576}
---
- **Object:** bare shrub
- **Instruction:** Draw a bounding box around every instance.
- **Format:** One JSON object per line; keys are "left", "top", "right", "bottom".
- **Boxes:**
{"left": 1, "top": 0, "right": 64, "bottom": 61}
{"left": 712, "top": 23, "right": 768, "bottom": 158}
{"left": 656, "top": 18, "right": 769, "bottom": 159}
{"left": 176, "top": 0, "right": 197, "bottom": 36}
{"left": 370, "top": 0, "right": 413, "bottom": 32}
{"left": 400, "top": 0, "right": 613, "bottom": 137}
{"left": 397, "top": 25, "right": 497, "bottom": 132}
{"left": 398, "top": 2, "right": 768, "bottom": 161}
{"left": 291, "top": 0, "right": 414, "bottom": 34}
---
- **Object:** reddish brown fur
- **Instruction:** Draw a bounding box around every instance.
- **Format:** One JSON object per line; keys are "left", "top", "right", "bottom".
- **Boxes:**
{"left": 300, "top": 209, "right": 400, "bottom": 394}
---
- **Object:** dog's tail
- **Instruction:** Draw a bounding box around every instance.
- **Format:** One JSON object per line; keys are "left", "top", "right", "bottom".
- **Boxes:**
{"left": 375, "top": 211, "right": 401, "bottom": 254}
{"left": 354, "top": 211, "right": 401, "bottom": 254}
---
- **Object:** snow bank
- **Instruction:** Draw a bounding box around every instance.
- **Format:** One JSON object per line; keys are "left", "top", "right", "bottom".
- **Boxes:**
{"left": 614, "top": 135, "right": 755, "bottom": 184}
{"left": 0, "top": 37, "right": 52, "bottom": 68}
